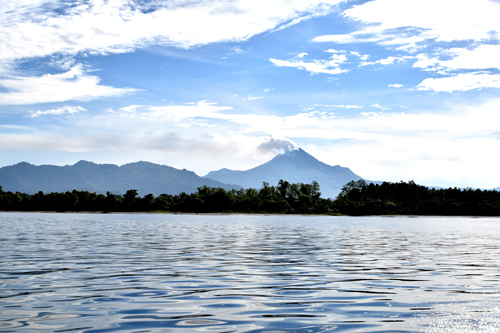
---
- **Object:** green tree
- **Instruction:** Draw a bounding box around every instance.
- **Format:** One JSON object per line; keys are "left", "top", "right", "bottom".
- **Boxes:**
{"left": 337, "top": 179, "right": 368, "bottom": 199}
{"left": 124, "top": 189, "right": 138, "bottom": 210}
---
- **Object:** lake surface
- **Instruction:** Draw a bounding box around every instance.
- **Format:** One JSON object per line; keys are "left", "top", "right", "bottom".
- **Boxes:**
{"left": 1, "top": 213, "right": 500, "bottom": 332}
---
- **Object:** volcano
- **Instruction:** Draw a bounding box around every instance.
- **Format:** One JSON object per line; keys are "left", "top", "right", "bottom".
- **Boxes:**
{"left": 204, "top": 148, "right": 365, "bottom": 198}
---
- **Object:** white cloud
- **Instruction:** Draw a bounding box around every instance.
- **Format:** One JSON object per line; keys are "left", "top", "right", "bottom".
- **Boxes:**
{"left": 145, "top": 100, "right": 233, "bottom": 121}
{"left": 243, "top": 95, "right": 263, "bottom": 101}
{"left": 412, "top": 54, "right": 442, "bottom": 71}
{"left": 269, "top": 52, "right": 348, "bottom": 75}
{"left": 102, "top": 99, "right": 500, "bottom": 144}
{"left": 313, "top": 34, "right": 363, "bottom": 44}
{"left": 328, "top": 0, "right": 500, "bottom": 46}
{"left": 270, "top": 6, "right": 335, "bottom": 33}
{"left": 119, "top": 105, "right": 143, "bottom": 112}
{"left": 0, "top": 65, "right": 137, "bottom": 105}
{"left": 22, "top": 99, "right": 500, "bottom": 141}
{"left": 232, "top": 47, "right": 244, "bottom": 54}
{"left": 360, "top": 112, "right": 381, "bottom": 117}
{"left": 371, "top": 103, "right": 390, "bottom": 110}
{"left": 319, "top": 104, "right": 363, "bottom": 109}
{"left": 26, "top": 106, "right": 86, "bottom": 118}
{"left": 418, "top": 73, "right": 500, "bottom": 92}
{"left": 311, "top": 0, "right": 500, "bottom": 91}
{"left": 263, "top": 88, "right": 274, "bottom": 93}
{"left": 389, "top": 84, "right": 403, "bottom": 88}
{"left": 414, "top": 45, "right": 500, "bottom": 72}
{"left": 223, "top": 46, "right": 246, "bottom": 58}
{"left": 360, "top": 56, "right": 412, "bottom": 67}
{"left": 0, "top": 0, "right": 344, "bottom": 72}
{"left": 313, "top": 33, "right": 425, "bottom": 49}
{"left": 49, "top": 55, "right": 77, "bottom": 71}
{"left": 325, "top": 49, "right": 346, "bottom": 53}
{"left": 337, "top": 105, "right": 362, "bottom": 109}
{"left": 305, "top": 104, "right": 363, "bottom": 110}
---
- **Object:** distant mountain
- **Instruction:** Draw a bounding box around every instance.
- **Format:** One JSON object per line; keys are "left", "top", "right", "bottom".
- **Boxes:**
{"left": 204, "top": 148, "right": 369, "bottom": 198}
{"left": 0, "top": 161, "right": 240, "bottom": 196}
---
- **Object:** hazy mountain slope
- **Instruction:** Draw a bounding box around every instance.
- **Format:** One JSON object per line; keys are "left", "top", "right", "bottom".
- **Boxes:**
{"left": 0, "top": 161, "right": 240, "bottom": 196}
{"left": 204, "top": 148, "right": 366, "bottom": 198}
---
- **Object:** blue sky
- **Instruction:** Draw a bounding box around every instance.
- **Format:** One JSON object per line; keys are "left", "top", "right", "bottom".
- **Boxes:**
{"left": 1, "top": 0, "right": 500, "bottom": 189}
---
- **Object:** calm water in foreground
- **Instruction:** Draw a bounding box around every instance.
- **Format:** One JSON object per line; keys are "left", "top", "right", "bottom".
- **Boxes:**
{"left": 1, "top": 213, "right": 500, "bottom": 332}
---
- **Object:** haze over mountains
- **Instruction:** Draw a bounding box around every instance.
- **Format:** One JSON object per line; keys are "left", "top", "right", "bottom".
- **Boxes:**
{"left": 205, "top": 148, "right": 366, "bottom": 198}
{"left": 0, "top": 161, "right": 240, "bottom": 196}
{"left": 3, "top": 148, "right": 495, "bottom": 198}
{"left": 0, "top": 148, "right": 368, "bottom": 198}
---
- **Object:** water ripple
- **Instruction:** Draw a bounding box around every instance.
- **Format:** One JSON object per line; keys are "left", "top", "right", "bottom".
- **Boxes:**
{"left": 1, "top": 213, "right": 500, "bottom": 332}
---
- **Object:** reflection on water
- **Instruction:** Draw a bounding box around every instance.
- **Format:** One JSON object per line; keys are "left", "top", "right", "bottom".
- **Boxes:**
{"left": 1, "top": 213, "right": 500, "bottom": 332}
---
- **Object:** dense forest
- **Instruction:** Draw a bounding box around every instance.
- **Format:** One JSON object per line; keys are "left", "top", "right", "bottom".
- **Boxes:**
{"left": 1, "top": 180, "right": 500, "bottom": 216}
{"left": 0, "top": 181, "right": 332, "bottom": 214}
{"left": 336, "top": 180, "right": 500, "bottom": 216}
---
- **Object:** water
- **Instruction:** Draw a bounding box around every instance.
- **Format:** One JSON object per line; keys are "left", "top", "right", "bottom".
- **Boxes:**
{"left": 1, "top": 213, "right": 500, "bottom": 332}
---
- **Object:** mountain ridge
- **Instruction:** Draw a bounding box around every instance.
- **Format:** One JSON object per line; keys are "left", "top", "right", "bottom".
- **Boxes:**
{"left": 3, "top": 150, "right": 487, "bottom": 199}
{"left": 0, "top": 160, "right": 241, "bottom": 196}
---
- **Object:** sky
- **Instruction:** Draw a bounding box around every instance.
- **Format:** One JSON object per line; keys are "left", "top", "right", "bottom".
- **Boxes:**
{"left": 1, "top": 0, "right": 500, "bottom": 189}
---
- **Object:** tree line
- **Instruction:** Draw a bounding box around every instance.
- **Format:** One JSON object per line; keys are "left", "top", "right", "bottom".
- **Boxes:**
{"left": 336, "top": 180, "right": 500, "bottom": 216}
{"left": 1, "top": 180, "right": 500, "bottom": 216}
{"left": 0, "top": 180, "right": 335, "bottom": 214}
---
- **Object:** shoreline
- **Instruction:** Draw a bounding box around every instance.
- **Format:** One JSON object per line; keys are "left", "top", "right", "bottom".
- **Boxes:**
{"left": 0, "top": 211, "right": 498, "bottom": 218}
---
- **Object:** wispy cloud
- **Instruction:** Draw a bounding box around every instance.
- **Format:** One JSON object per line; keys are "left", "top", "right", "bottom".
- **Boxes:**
{"left": 308, "top": 104, "right": 363, "bottom": 109}
{"left": 145, "top": 101, "right": 233, "bottom": 122}
{"left": 243, "top": 95, "right": 263, "bottom": 101}
{"left": 360, "top": 56, "right": 412, "bottom": 67}
{"left": 88, "top": 99, "right": 500, "bottom": 142}
{"left": 0, "top": 65, "right": 138, "bottom": 105}
{"left": 313, "top": 0, "right": 500, "bottom": 47}
{"left": 0, "top": 0, "right": 344, "bottom": 72}
{"left": 371, "top": 104, "right": 390, "bottom": 111}
{"left": 119, "top": 105, "right": 143, "bottom": 112}
{"left": 269, "top": 51, "right": 349, "bottom": 75}
{"left": 413, "top": 45, "right": 500, "bottom": 72}
{"left": 311, "top": 0, "right": 500, "bottom": 91}
{"left": 26, "top": 105, "right": 86, "bottom": 118}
